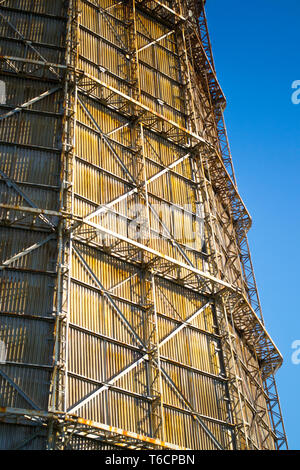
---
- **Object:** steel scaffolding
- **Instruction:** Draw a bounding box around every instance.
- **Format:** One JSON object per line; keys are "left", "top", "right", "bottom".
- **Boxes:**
{"left": 0, "top": 0, "right": 287, "bottom": 450}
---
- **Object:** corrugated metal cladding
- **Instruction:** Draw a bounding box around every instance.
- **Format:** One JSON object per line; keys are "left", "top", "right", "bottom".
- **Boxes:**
{"left": 0, "top": 0, "right": 66, "bottom": 450}
{"left": 0, "top": 0, "right": 281, "bottom": 450}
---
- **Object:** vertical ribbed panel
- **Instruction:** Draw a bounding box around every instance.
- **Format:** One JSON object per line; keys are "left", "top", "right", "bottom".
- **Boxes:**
{"left": 0, "top": 0, "right": 282, "bottom": 450}
{"left": 0, "top": 0, "right": 66, "bottom": 450}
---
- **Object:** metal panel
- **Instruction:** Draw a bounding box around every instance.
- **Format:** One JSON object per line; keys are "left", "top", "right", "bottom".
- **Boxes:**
{"left": 0, "top": 0, "right": 287, "bottom": 450}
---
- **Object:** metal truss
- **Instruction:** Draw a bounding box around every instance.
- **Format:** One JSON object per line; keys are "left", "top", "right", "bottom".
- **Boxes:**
{"left": 0, "top": 407, "right": 186, "bottom": 450}
{"left": 0, "top": 0, "right": 288, "bottom": 450}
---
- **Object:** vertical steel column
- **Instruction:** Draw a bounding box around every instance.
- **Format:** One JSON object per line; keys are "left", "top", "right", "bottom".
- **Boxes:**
{"left": 126, "top": 0, "right": 165, "bottom": 439}
{"left": 48, "top": 0, "right": 79, "bottom": 450}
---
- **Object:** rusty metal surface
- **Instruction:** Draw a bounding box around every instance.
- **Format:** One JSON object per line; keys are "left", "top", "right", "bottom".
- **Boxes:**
{"left": 0, "top": 0, "right": 287, "bottom": 450}
{"left": 0, "top": 0, "right": 66, "bottom": 450}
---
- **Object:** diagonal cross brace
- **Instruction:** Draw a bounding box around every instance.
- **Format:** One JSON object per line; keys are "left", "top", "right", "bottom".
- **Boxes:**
{"left": 67, "top": 301, "right": 210, "bottom": 413}
{"left": 95, "top": 2, "right": 128, "bottom": 51}
{"left": 136, "top": 30, "right": 175, "bottom": 54}
{"left": 72, "top": 244, "right": 146, "bottom": 349}
{"left": 77, "top": 97, "right": 199, "bottom": 270}
{"left": 158, "top": 363, "right": 225, "bottom": 450}
{"left": 70, "top": 211, "right": 226, "bottom": 448}
{"left": 0, "top": 87, "right": 61, "bottom": 121}
{"left": 0, "top": 11, "right": 60, "bottom": 78}
{"left": 0, "top": 169, "right": 56, "bottom": 230}
{"left": 0, "top": 368, "right": 41, "bottom": 410}
{"left": 77, "top": 96, "right": 136, "bottom": 185}
{"left": 0, "top": 234, "right": 55, "bottom": 271}
{"left": 81, "top": 151, "right": 191, "bottom": 223}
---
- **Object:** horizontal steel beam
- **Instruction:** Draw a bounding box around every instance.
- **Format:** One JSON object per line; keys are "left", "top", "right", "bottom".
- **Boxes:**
{"left": 0, "top": 407, "right": 187, "bottom": 450}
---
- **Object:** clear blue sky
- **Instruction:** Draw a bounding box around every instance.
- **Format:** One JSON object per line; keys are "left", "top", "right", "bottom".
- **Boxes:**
{"left": 205, "top": 0, "right": 300, "bottom": 450}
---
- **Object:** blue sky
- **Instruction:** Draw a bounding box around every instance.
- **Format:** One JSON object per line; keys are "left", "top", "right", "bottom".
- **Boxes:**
{"left": 205, "top": 0, "right": 300, "bottom": 450}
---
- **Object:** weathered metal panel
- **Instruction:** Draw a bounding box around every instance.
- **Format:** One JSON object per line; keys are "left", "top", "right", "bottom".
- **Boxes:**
{"left": 0, "top": 0, "right": 66, "bottom": 450}
{"left": 0, "top": 0, "right": 284, "bottom": 450}
{"left": 0, "top": 423, "right": 47, "bottom": 450}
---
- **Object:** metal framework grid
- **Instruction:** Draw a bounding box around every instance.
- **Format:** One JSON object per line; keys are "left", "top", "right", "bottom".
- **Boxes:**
{"left": 0, "top": 0, "right": 288, "bottom": 450}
